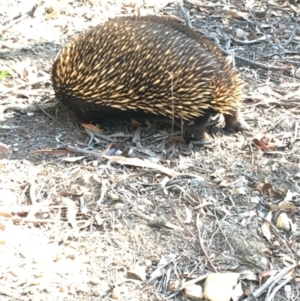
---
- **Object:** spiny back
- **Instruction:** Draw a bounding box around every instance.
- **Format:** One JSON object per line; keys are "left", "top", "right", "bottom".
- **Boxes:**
{"left": 52, "top": 16, "right": 244, "bottom": 121}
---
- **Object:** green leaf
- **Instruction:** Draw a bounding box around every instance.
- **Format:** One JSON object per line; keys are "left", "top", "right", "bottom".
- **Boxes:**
{"left": 0, "top": 70, "right": 11, "bottom": 80}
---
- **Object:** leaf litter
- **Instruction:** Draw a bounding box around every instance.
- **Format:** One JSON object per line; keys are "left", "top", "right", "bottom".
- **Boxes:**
{"left": 0, "top": 0, "right": 300, "bottom": 300}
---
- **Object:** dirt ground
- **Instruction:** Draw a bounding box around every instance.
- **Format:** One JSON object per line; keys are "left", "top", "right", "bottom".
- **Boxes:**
{"left": 0, "top": 0, "right": 300, "bottom": 300}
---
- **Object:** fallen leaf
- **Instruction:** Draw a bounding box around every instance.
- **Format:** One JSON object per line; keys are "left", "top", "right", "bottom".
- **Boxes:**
{"left": 128, "top": 265, "right": 146, "bottom": 281}
{"left": 30, "top": 148, "right": 74, "bottom": 156}
{"left": 184, "top": 207, "right": 193, "bottom": 224}
{"left": 81, "top": 123, "right": 106, "bottom": 135}
{"left": 64, "top": 198, "right": 78, "bottom": 231}
{"left": 62, "top": 156, "right": 86, "bottom": 162}
{"left": 257, "top": 182, "right": 279, "bottom": 198}
{"left": 231, "top": 187, "right": 248, "bottom": 195}
{"left": 262, "top": 212, "right": 272, "bottom": 243}
{"left": 131, "top": 119, "right": 143, "bottom": 126}
{"left": 104, "top": 155, "right": 179, "bottom": 177}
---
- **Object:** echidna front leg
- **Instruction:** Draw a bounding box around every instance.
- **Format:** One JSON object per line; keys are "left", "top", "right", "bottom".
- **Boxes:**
{"left": 224, "top": 108, "right": 249, "bottom": 132}
{"left": 183, "top": 111, "right": 211, "bottom": 141}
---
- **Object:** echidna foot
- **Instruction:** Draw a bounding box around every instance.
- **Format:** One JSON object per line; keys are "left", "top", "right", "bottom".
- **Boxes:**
{"left": 224, "top": 109, "right": 249, "bottom": 132}
{"left": 183, "top": 111, "right": 211, "bottom": 141}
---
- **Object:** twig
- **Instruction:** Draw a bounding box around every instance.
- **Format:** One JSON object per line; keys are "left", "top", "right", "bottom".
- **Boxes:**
{"left": 290, "top": 121, "right": 298, "bottom": 144}
{"left": 131, "top": 208, "right": 183, "bottom": 231}
{"left": 265, "top": 276, "right": 293, "bottom": 301}
{"left": 66, "top": 145, "right": 103, "bottom": 158}
{"left": 35, "top": 102, "right": 57, "bottom": 122}
{"left": 259, "top": 213, "right": 294, "bottom": 260}
{"left": 97, "top": 179, "right": 109, "bottom": 205}
{"left": 242, "top": 1, "right": 272, "bottom": 45}
{"left": 193, "top": 202, "right": 214, "bottom": 210}
{"left": 234, "top": 55, "right": 287, "bottom": 71}
{"left": 183, "top": 0, "right": 227, "bottom": 10}
{"left": 178, "top": 274, "right": 208, "bottom": 290}
{"left": 231, "top": 36, "right": 267, "bottom": 45}
{"left": 180, "top": 1, "right": 287, "bottom": 72}
{"left": 267, "top": 4, "right": 295, "bottom": 21}
{"left": 248, "top": 142, "right": 254, "bottom": 165}
{"left": 243, "top": 263, "right": 298, "bottom": 301}
{"left": 0, "top": 217, "right": 57, "bottom": 224}
{"left": 0, "top": 284, "right": 22, "bottom": 300}
{"left": 196, "top": 213, "right": 218, "bottom": 272}
{"left": 2, "top": 3, "right": 39, "bottom": 31}
{"left": 178, "top": 3, "right": 193, "bottom": 29}
{"left": 0, "top": 101, "right": 59, "bottom": 113}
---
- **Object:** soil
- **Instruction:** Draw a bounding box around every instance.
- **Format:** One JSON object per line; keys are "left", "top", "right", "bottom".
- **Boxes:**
{"left": 0, "top": 1, "right": 300, "bottom": 301}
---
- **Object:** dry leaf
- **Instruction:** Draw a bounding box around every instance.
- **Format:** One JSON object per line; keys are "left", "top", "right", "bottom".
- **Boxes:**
{"left": 128, "top": 265, "right": 146, "bottom": 281}
{"left": 231, "top": 281, "right": 243, "bottom": 301}
{"left": 132, "top": 127, "right": 142, "bottom": 147}
{"left": 211, "top": 168, "right": 226, "bottom": 178}
{"left": 62, "top": 156, "right": 86, "bottom": 162}
{"left": 227, "top": 10, "right": 248, "bottom": 20}
{"left": 231, "top": 187, "right": 248, "bottom": 195}
{"left": 64, "top": 198, "right": 78, "bottom": 231}
{"left": 253, "top": 132, "right": 284, "bottom": 151}
{"left": 105, "top": 155, "right": 179, "bottom": 177}
{"left": 259, "top": 269, "right": 278, "bottom": 284}
{"left": 281, "top": 189, "right": 298, "bottom": 204}
{"left": 131, "top": 119, "right": 142, "bottom": 126}
{"left": 30, "top": 148, "right": 74, "bottom": 156}
{"left": 184, "top": 207, "right": 193, "bottom": 224}
{"left": 269, "top": 203, "right": 298, "bottom": 211}
{"left": 81, "top": 123, "right": 106, "bottom": 135}
{"left": 219, "top": 180, "right": 230, "bottom": 187}
{"left": 262, "top": 212, "right": 272, "bottom": 243}
{"left": 257, "top": 183, "right": 278, "bottom": 197}
{"left": 238, "top": 269, "right": 258, "bottom": 281}
{"left": 0, "top": 189, "right": 17, "bottom": 206}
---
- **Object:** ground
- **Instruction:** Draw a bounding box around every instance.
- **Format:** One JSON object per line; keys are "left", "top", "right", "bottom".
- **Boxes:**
{"left": 0, "top": 0, "right": 300, "bottom": 300}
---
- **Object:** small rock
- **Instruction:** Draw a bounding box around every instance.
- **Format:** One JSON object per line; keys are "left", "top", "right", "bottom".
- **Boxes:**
{"left": 108, "top": 191, "right": 120, "bottom": 201}
{"left": 236, "top": 28, "right": 248, "bottom": 40}
{"left": 76, "top": 285, "right": 89, "bottom": 293}
{"left": 114, "top": 203, "right": 124, "bottom": 210}
{"left": 92, "top": 160, "right": 98, "bottom": 167}
{"left": 167, "top": 280, "right": 181, "bottom": 292}
{"left": 0, "top": 189, "right": 16, "bottom": 206}
{"left": 98, "top": 280, "right": 110, "bottom": 292}
{"left": 63, "top": 247, "right": 78, "bottom": 259}
{"left": 128, "top": 265, "right": 146, "bottom": 281}
{"left": 89, "top": 276, "right": 99, "bottom": 285}
{"left": 111, "top": 286, "right": 121, "bottom": 299}
{"left": 276, "top": 213, "right": 295, "bottom": 231}
{"left": 184, "top": 284, "right": 203, "bottom": 300}
{"left": 145, "top": 260, "right": 152, "bottom": 267}
{"left": 0, "top": 143, "right": 10, "bottom": 159}
{"left": 92, "top": 289, "right": 101, "bottom": 297}
{"left": 204, "top": 273, "right": 239, "bottom": 301}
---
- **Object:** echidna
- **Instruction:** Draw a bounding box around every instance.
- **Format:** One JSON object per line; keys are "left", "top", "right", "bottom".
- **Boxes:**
{"left": 52, "top": 16, "right": 248, "bottom": 140}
